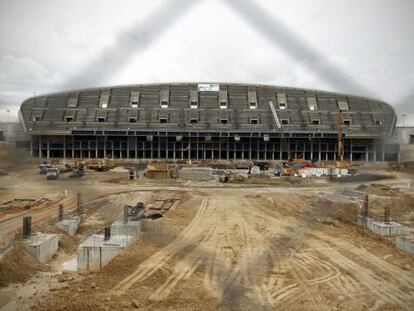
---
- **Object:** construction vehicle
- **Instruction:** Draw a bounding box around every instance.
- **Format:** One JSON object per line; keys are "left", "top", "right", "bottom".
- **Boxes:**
{"left": 86, "top": 159, "right": 112, "bottom": 172}
{"left": 46, "top": 167, "right": 59, "bottom": 180}
{"left": 39, "top": 163, "right": 51, "bottom": 174}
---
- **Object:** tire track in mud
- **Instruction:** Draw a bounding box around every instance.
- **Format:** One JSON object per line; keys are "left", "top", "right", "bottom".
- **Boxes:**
{"left": 111, "top": 198, "right": 211, "bottom": 294}
{"left": 111, "top": 191, "right": 414, "bottom": 310}
{"left": 309, "top": 238, "right": 414, "bottom": 309}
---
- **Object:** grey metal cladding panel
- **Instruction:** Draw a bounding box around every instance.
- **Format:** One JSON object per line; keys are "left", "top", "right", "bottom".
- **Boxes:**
{"left": 43, "top": 108, "right": 65, "bottom": 121}
{"left": 140, "top": 96, "right": 158, "bottom": 108}
{"left": 33, "top": 97, "right": 48, "bottom": 108}
{"left": 130, "top": 90, "right": 140, "bottom": 103}
{"left": 276, "top": 93, "right": 287, "bottom": 105}
{"left": 79, "top": 94, "right": 99, "bottom": 108}
{"left": 187, "top": 109, "right": 199, "bottom": 119}
{"left": 347, "top": 97, "right": 367, "bottom": 112}
{"left": 160, "top": 88, "right": 169, "bottom": 103}
{"left": 170, "top": 85, "right": 189, "bottom": 96}
{"left": 80, "top": 89, "right": 101, "bottom": 96}
{"left": 219, "top": 90, "right": 228, "bottom": 103}
{"left": 338, "top": 100, "right": 349, "bottom": 111}
{"left": 227, "top": 84, "right": 246, "bottom": 95}
{"left": 127, "top": 109, "right": 140, "bottom": 119}
{"left": 110, "top": 96, "right": 129, "bottom": 108}
{"left": 111, "top": 87, "right": 130, "bottom": 96}
{"left": 67, "top": 96, "right": 79, "bottom": 108}
{"left": 200, "top": 94, "right": 219, "bottom": 109}
{"left": 140, "top": 109, "right": 152, "bottom": 123}
{"left": 189, "top": 90, "right": 198, "bottom": 103}
{"left": 76, "top": 110, "right": 87, "bottom": 122}
{"left": 169, "top": 99, "right": 184, "bottom": 109}
{"left": 287, "top": 96, "right": 304, "bottom": 110}
{"left": 64, "top": 109, "right": 77, "bottom": 118}
{"left": 368, "top": 101, "right": 384, "bottom": 112}
{"left": 300, "top": 111, "right": 311, "bottom": 123}
{"left": 316, "top": 97, "right": 332, "bottom": 111}
{"left": 229, "top": 96, "right": 248, "bottom": 109}
{"left": 199, "top": 110, "right": 216, "bottom": 123}
{"left": 307, "top": 97, "right": 317, "bottom": 110}
{"left": 47, "top": 96, "right": 66, "bottom": 109}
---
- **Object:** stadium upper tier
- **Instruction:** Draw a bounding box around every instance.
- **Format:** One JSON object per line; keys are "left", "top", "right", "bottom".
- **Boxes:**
{"left": 19, "top": 83, "right": 396, "bottom": 137}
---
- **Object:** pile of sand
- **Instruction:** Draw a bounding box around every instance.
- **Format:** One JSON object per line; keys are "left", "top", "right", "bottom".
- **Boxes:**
{"left": 0, "top": 243, "right": 48, "bottom": 287}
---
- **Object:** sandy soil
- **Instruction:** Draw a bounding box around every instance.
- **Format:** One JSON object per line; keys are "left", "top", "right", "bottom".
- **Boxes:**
{"left": 0, "top": 160, "right": 414, "bottom": 310}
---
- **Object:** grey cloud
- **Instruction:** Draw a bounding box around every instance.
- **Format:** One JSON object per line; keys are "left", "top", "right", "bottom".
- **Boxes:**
{"left": 223, "top": 0, "right": 371, "bottom": 97}
{"left": 60, "top": 0, "right": 202, "bottom": 91}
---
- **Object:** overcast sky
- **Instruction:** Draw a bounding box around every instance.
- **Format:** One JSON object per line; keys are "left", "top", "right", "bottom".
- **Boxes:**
{"left": 0, "top": 0, "right": 413, "bottom": 125}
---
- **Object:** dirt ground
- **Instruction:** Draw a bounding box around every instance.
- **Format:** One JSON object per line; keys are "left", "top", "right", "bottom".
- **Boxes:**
{"left": 0, "top": 159, "right": 414, "bottom": 310}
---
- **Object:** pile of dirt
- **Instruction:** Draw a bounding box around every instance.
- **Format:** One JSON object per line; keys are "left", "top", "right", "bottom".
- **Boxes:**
{"left": 354, "top": 184, "right": 414, "bottom": 225}
{"left": 0, "top": 243, "right": 49, "bottom": 287}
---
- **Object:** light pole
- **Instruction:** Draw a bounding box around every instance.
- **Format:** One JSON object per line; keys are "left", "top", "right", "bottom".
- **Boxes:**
{"left": 402, "top": 113, "right": 406, "bottom": 128}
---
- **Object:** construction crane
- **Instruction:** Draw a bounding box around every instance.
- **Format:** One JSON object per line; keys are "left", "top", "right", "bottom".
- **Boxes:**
{"left": 336, "top": 109, "right": 349, "bottom": 169}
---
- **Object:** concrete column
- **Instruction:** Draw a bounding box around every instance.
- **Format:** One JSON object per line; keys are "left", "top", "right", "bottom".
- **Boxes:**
{"left": 127, "top": 137, "right": 129, "bottom": 159}
{"left": 30, "top": 138, "right": 33, "bottom": 157}
{"left": 38, "top": 138, "right": 41, "bottom": 159}
{"left": 196, "top": 136, "right": 199, "bottom": 160}
{"left": 47, "top": 141, "right": 50, "bottom": 159}
{"left": 350, "top": 138, "right": 353, "bottom": 162}
{"left": 318, "top": 138, "right": 321, "bottom": 161}
{"left": 63, "top": 136, "right": 66, "bottom": 159}
{"left": 249, "top": 137, "right": 252, "bottom": 160}
{"left": 279, "top": 138, "right": 282, "bottom": 160}
{"left": 135, "top": 136, "right": 138, "bottom": 159}
{"left": 158, "top": 138, "right": 161, "bottom": 159}
{"left": 226, "top": 140, "right": 229, "bottom": 160}
{"left": 219, "top": 136, "right": 222, "bottom": 159}
{"left": 104, "top": 137, "right": 107, "bottom": 159}
{"left": 310, "top": 139, "right": 313, "bottom": 160}
{"left": 72, "top": 136, "right": 74, "bottom": 159}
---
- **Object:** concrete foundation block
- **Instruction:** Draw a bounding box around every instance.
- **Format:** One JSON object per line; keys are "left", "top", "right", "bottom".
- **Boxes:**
{"left": 77, "top": 234, "right": 133, "bottom": 271}
{"left": 25, "top": 234, "right": 59, "bottom": 263}
{"left": 366, "top": 218, "right": 404, "bottom": 236}
{"left": 396, "top": 233, "right": 414, "bottom": 255}
{"left": 56, "top": 217, "right": 80, "bottom": 236}
{"left": 357, "top": 215, "right": 368, "bottom": 226}
{"left": 110, "top": 221, "right": 141, "bottom": 239}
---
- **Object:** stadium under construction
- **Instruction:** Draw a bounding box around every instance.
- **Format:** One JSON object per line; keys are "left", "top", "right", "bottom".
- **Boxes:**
{"left": 18, "top": 83, "right": 399, "bottom": 162}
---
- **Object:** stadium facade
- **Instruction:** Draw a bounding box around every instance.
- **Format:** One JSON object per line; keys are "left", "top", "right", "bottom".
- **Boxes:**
{"left": 18, "top": 83, "right": 399, "bottom": 162}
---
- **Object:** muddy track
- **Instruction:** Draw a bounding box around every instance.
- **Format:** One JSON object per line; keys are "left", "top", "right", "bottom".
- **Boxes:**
{"left": 110, "top": 191, "right": 414, "bottom": 310}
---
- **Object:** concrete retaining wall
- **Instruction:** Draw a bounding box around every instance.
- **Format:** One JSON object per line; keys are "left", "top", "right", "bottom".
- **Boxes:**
{"left": 366, "top": 219, "right": 404, "bottom": 236}
{"left": 77, "top": 235, "right": 133, "bottom": 271}
{"left": 357, "top": 215, "right": 368, "bottom": 226}
{"left": 111, "top": 221, "right": 141, "bottom": 239}
{"left": 396, "top": 233, "right": 414, "bottom": 255}
{"left": 25, "top": 234, "right": 59, "bottom": 263}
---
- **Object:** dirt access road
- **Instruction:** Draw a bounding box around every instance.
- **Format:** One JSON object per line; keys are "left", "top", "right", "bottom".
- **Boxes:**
{"left": 35, "top": 186, "right": 414, "bottom": 311}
